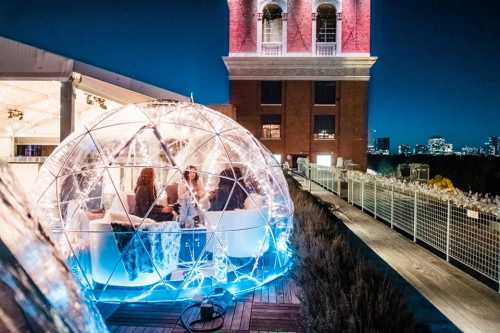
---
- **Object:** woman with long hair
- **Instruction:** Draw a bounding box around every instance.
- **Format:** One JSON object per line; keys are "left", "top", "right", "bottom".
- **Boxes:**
{"left": 178, "top": 165, "right": 205, "bottom": 200}
{"left": 177, "top": 166, "right": 206, "bottom": 227}
{"left": 134, "top": 168, "right": 173, "bottom": 221}
{"left": 208, "top": 167, "right": 248, "bottom": 211}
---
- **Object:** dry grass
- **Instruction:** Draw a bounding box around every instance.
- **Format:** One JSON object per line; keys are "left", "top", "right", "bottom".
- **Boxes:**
{"left": 288, "top": 177, "right": 430, "bottom": 333}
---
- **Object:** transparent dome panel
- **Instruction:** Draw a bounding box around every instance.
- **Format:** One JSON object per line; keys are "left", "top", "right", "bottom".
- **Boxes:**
{"left": 35, "top": 101, "right": 293, "bottom": 302}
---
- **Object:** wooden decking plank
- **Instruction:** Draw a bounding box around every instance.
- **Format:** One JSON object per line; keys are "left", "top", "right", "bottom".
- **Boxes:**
{"left": 239, "top": 301, "right": 253, "bottom": 330}
{"left": 222, "top": 303, "right": 236, "bottom": 329}
{"left": 230, "top": 301, "right": 245, "bottom": 330}
{"left": 106, "top": 276, "right": 302, "bottom": 332}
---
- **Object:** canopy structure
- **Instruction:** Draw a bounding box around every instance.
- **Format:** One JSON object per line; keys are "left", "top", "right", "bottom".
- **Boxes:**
{"left": 0, "top": 36, "right": 188, "bottom": 152}
{"left": 35, "top": 101, "right": 293, "bottom": 302}
{"left": 0, "top": 36, "right": 189, "bottom": 191}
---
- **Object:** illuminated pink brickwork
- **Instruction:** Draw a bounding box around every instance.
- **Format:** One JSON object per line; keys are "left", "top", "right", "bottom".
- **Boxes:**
{"left": 342, "top": 0, "right": 371, "bottom": 53}
{"left": 228, "top": 0, "right": 371, "bottom": 55}
{"left": 287, "top": 0, "right": 312, "bottom": 52}
{"left": 229, "top": 0, "right": 258, "bottom": 53}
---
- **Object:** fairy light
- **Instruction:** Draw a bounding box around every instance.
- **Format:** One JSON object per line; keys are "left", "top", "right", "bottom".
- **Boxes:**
{"left": 34, "top": 101, "right": 294, "bottom": 302}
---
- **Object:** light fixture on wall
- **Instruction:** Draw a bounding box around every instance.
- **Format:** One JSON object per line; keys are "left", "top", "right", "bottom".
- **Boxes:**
{"left": 7, "top": 109, "right": 23, "bottom": 120}
{"left": 85, "top": 93, "right": 108, "bottom": 110}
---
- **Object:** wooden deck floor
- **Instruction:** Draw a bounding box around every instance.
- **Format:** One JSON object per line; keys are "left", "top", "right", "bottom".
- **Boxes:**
{"left": 102, "top": 277, "right": 303, "bottom": 333}
{"left": 297, "top": 176, "right": 500, "bottom": 333}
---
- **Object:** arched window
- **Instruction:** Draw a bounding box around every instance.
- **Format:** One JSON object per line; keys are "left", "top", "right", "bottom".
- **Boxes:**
{"left": 316, "top": 4, "right": 337, "bottom": 56}
{"left": 262, "top": 4, "right": 283, "bottom": 55}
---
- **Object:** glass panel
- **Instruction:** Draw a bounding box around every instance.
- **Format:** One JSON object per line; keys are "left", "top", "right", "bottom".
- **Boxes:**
{"left": 261, "top": 81, "right": 282, "bottom": 104}
{"left": 314, "top": 81, "right": 336, "bottom": 105}
{"left": 317, "top": 4, "right": 337, "bottom": 43}
{"left": 313, "top": 114, "right": 335, "bottom": 139}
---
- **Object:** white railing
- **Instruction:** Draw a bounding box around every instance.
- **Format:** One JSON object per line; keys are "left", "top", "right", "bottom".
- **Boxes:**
{"left": 262, "top": 42, "right": 282, "bottom": 56}
{"left": 7, "top": 156, "right": 47, "bottom": 163}
{"left": 297, "top": 160, "right": 500, "bottom": 291}
{"left": 316, "top": 42, "right": 336, "bottom": 56}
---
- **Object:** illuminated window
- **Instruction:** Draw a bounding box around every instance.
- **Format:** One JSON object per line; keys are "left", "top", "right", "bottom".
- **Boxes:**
{"left": 313, "top": 115, "right": 335, "bottom": 140}
{"left": 261, "top": 81, "right": 282, "bottom": 104}
{"left": 314, "top": 81, "right": 336, "bottom": 105}
{"left": 317, "top": 154, "right": 332, "bottom": 167}
{"left": 263, "top": 4, "right": 282, "bottom": 43}
{"left": 316, "top": 4, "right": 336, "bottom": 43}
{"left": 261, "top": 114, "right": 281, "bottom": 139}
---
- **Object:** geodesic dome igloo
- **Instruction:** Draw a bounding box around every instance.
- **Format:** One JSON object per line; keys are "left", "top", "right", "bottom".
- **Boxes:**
{"left": 35, "top": 101, "right": 293, "bottom": 302}
{"left": 0, "top": 161, "right": 108, "bottom": 332}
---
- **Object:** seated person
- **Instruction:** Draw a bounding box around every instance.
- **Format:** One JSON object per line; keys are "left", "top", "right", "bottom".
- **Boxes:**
{"left": 134, "top": 168, "right": 174, "bottom": 222}
{"left": 177, "top": 166, "right": 207, "bottom": 228}
{"left": 178, "top": 165, "right": 205, "bottom": 201}
{"left": 208, "top": 167, "right": 248, "bottom": 211}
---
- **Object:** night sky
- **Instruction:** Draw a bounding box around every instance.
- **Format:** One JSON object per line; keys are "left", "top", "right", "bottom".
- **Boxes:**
{"left": 370, "top": 0, "right": 500, "bottom": 150}
{"left": 0, "top": 1, "right": 498, "bottom": 150}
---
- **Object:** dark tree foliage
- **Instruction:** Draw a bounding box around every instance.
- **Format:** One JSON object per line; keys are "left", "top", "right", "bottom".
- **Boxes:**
{"left": 288, "top": 177, "right": 429, "bottom": 333}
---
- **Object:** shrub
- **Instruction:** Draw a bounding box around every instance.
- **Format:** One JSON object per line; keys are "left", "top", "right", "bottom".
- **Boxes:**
{"left": 288, "top": 177, "right": 429, "bottom": 333}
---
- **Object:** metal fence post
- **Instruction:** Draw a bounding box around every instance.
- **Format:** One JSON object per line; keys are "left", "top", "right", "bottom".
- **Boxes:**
{"left": 351, "top": 179, "right": 355, "bottom": 205}
{"left": 350, "top": 179, "right": 353, "bottom": 204}
{"left": 330, "top": 169, "right": 333, "bottom": 192}
{"left": 390, "top": 184, "right": 394, "bottom": 229}
{"left": 337, "top": 176, "right": 341, "bottom": 197}
{"left": 413, "top": 191, "right": 418, "bottom": 242}
{"left": 361, "top": 180, "right": 365, "bottom": 212}
{"left": 374, "top": 180, "right": 378, "bottom": 219}
{"left": 348, "top": 178, "right": 352, "bottom": 204}
{"left": 446, "top": 200, "right": 451, "bottom": 262}
{"left": 308, "top": 165, "right": 312, "bottom": 192}
{"left": 346, "top": 178, "right": 349, "bottom": 202}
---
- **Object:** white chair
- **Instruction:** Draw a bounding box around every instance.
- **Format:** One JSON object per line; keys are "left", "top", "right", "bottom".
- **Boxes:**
{"left": 89, "top": 218, "right": 180, "bottom": 287}
{"left": 204, "top": 208, "right": 269, "bottom": 258}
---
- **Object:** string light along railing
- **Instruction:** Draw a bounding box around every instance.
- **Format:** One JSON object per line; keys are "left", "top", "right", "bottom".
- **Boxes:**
{"left": 298, "top": 159, "right": 500, "bottom": 291}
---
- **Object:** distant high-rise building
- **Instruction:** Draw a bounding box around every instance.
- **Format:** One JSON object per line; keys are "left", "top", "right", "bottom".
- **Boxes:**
{"left": 461, "top": 146, "right": 480, "bottom": 155}
{"left": 414, "top": 144, "right": 427, "bottom": 155}
{"left": 375, "top": 137, "right": 390, "bottom": 155}
{"left": 428, "top": 135, "right": 453, "bottom": 155}
{"left": 444, "top": 143, "right": 453, "bottom": 154}
{"left": 486, "top": 136, "right": 499, "bottom": 156}
{"left": 398, "top": 144, "right": 412, "bottom": 155}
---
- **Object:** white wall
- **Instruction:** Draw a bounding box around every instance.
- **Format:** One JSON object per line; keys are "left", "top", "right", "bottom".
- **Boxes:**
{"left": 0, "top": 137, "right": 14, "bottom": 158}
{"left": 9, "top": 163, "right": 41, "bottom": 193}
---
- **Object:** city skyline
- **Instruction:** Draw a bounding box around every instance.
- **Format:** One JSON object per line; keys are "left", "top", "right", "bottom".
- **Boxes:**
{"left": 370, "top": 134, "right": 499, "bottom": 155}
{"left": 370, "top": 132, "right": 500, "bottom": 153}
{"left": 369, "top": 0, "right": 500, "bottom": 149}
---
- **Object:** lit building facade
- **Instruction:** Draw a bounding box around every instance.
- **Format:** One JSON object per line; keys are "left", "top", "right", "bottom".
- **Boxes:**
{"left": 486, "top": 136, "right": 499, "bottom": 156}
{"left": 398, "top": 144, "right": 412, "bottom": 155}
{"left": 428, "top": 135, "right": 453, "bottom": 155}
{"left": 224, "top": 0, "right": 376, "bottom": 169}
{"left": 374, "top": 137, "right": 390, "bottom": 155}
{"left": 414, "top": 144, "right": 428, "bottom": 155}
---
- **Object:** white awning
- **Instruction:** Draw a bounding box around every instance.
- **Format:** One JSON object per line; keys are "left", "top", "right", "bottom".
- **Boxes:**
{"left": 0, "top": 36, "right": 189, "bottom": 103}
{"left": 0, "top": 36, "right": 189, "bottom": 144}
